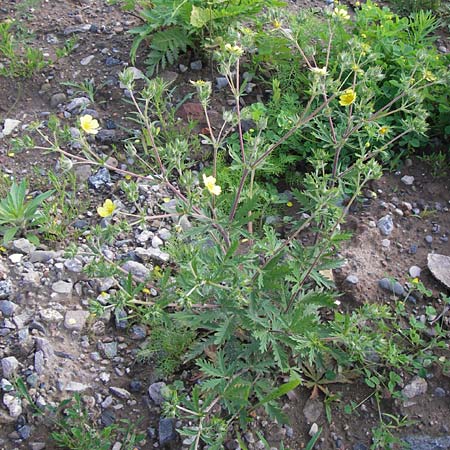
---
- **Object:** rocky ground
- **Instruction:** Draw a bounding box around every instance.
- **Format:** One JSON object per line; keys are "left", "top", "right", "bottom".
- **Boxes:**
{"left": 0, "top": 0, "right": 450, "bottom": 449}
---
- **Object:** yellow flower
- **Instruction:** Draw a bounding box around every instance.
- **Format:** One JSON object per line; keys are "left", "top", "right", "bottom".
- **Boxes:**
{"left": 273, "top": 19, "right": 282, "bottom": 29}
{"left": 378, "top": 126, "right": 389, "bottom": 136}
{"left": 286, "top": 201, "right": 293, "bottom": 207}
{"left": 355, "top": 1, "right": 361, "bottom": 6}
{"left": 424, "top": 70, "right": 436, "bottom": 82}
{"left": 310, "top": 66, "right": 328, "bottom": 76}
{"left": 190, "top": 79, "right": 207, "bottom": 87}
{"left": 142, "top": 288, "right": 151, "bottom": 295}
{"left": 80, "top": 114, "right": 100, "bottom": 134}
{"left": 339, "top": 88, "right": 356, "bottom": 106}
{"left": 412, "top": 277, "right": 419, "bottom": 284}
{"left": 97, "top": 199, "right": 116, "bottom": 217}
{"left": 333, "top": 7, "right": 350, "bottom": 20}
{"left": 203, "top": 174, "right": 222, "bottom": 196}
{"left": 361, "top": 33, "right": 367, "bottom": 38}
{"left": 224, "top": 43, "right": 244, "bottom": 57}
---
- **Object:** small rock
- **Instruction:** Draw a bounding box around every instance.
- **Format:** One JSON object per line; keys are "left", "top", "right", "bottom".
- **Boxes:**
{"left": 427, "top": 253, "right": 450, "bottom": 288}
{"left": 109, "top": 386, "right": 131, "bottom": 399}
{"left": 12, "top": 238, "right": 36, "bottom": 254}
{"left": 80, "top": 55, "right": 95, "bottom": 66}
{"left": 409, "top": 244, "right": 418, "bottom": 255}
{"left": 0, "top": 280, "right": 12, "bottom": 299}
{"left": 135, "top": 247, "right": 169, "bottom": 263}
{"left": 377, "top": 215, "right": 394, "bottom": 236}
{"left": 216, "top": 77, "right": 228, "bottom": 89}
{"left": 100, "top": 341, "right": 118, "bottom": 359}
{"left": 434, "top": 387, "right": 446, "bottom": 398}
{"left": 151, "top": 235, "right": 163, "bottom": 248}
{"left": 425, "top": 235, "right": 433, "bottom": 244}
{"left": 129, "top": 380, "right": 142, "bottom": 392}
{"left": 64, "top": 258, "right": 83, "bottom": 273}
{"left": 190, "top": 60, "right": 202, "bottom": 71}
{"left": 345, "top": 275, "right": 359, "bottom": 284}
{"left": 159, "top": 418, "right": 178, "bottom": 447}
{"left": 66, "top": 97, "right": 90, "bottom": 113}
{"left": 63, "top": 24, "right": 91, "bottom": 35}
{"left": 8, "top": 253, "right": 23, "bottom": 264}
{"left": 148, "top": 382, "right": 167, "bottom": 405}
{"left": 50, "top": 93, "right": 67, "bottom": 108}
{"left": 96, "top": 129, "right": 118, "bottom": 144}
{"left": 29, "top": 442, "right": 46, "bottom": 450}
{"left": 40, "top": 309, "right": 64, "bottom": 323}
{"left": 52, "top": 280, "right": 73, "bottom": 295}
{"left": 64, "top": 381, "right": 89, "bottom": 392}
{"left": 402, "top": 376, "right": 427, "bottom": 399}
{"left": 17, "top": 424, "right": 32, "bottom": 440}
{"left": 1, "top": 356, "right": 19, "bottom": 379}
{"left": 378, "top": 278, "right": 405, "bottom": 297}
{"left": 159, "top": 229, "right": 172, "bottom": 241}
{"left": 88, "top": 167, "right": 111, "bottom": 189}
{"left": 34, "top": 350, "right": 45, "bottom": 374}
{"left": 381, "top": 239, "right": 390, "bottom": 248}
{"left": 309, "top": 423, "right": 319, "bottom": 437}
{"left": 408, "top": 266, "right": 421, "bottom": 278}
{"left": 121, "top": 260, "right": 151, "bottom": 279}
{"left": 401, "top": 175, "right": 414, "bottom": 186}
{"left": 3, "top": 394, "right": 22, "bottom": 417}
{"left": 2, "top": 119, "right": 21, "bottom": 136}
{"left": 64, "top": 310, "right": 90, "bottom": 331}
{"left": 0, "top": 300, "right": 17, "bottom": 317}
{"left": 29, "top": 250, "right": 59, "bottom": 263}
{"left": 101, "top": 409, "right": 115, "bottom": 427}
{"left": 129, "top": 324, "right": 146, "bottom": 340}
{"left": 303, "top": 398, "right": 324, "bottom": 424}
{"left": 105, "top": 56, "right": 121, "bottom": 66}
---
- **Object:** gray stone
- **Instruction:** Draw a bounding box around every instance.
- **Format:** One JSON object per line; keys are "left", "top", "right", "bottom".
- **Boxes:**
{"left": 148, "top": 382, "right": 167, "bottom": 405}
{"left": 63, "top": 24, "right": 91, "bottom": 35}
{"left": 88, "top": 167, "right": 111, "bottom": 189}
{"left": 64, "top": 258, "right": 83, "bottom": 273}
{"left": 66, "top": 97, "right": 90, "bottom": 113}
{"left": 64, "top": 310, "right": 90, "bottom": 331}
{"left": 50, "top": 93, "right": 67, "bottom": 108}
{"left": 34, "top": 350, "right": 45, "bottom": 375}
{"left": 8, "top": 253, "right": 22, "bottom": 263}
{"left": 80, "top": 55, "right": 95, "bottom": 66}
{"left": 109, "top": 386, "right": 131, "bottom": 399}
{"left": 345, "top": 275, "right": 359, "bottom": 284}
{"left": 35, "top": 338, "right": 54, "bottom": 359}
{"left": 18, "top": 424, "right": 32, "bottom": 440}
{"left": 100, "top": 341, "right": 118, "bottom": 359}
{"left": 121, "top": 260, "right": 151, "bottom": 279}
{"left": 302, "top": 398, "right": 324, "bottom": 424}
{"left": 96, "top": 130, "right": 118, "bottom": 144}
{"left": 2, "top": 119, "right": 21, "bottom": 136}
{"left": 401, "top": 175, "right": 414, "bottom": 186}
{"left": 29, "top": 443, "right": 46, "bottom": 450}
{"left": 0, "top": 300, "right": 17, "bottom": 317}
{"left": 64, "top": 381, "right": 89, "bottom": 392}
{"left": 158, "top": 229, "right": 172, "bottom": 241}
{"left": 190, "top": 60, "right": 202, "bottom": 71}
{"left": 151, "top": 235, "right": 163, "bottom": 248}
{"left": 135, "top": 247, "right": 169, "bottom": 263}
{"left": 29, "top": 250, "right": 59, "bottom": 263}
{"left": 40, "top": 308, "right": 64, "bottom": 323}
{"left": 216, "top": 77, "right": 228, "bottom": 89}
{"left": 378, "top": 278, "right": 405, "bottom": 297}
{"left": 402, "top": 435, "right": 450, "bottom": 450}
{"left": 0, "top": 280, "right": 12, "bottom": 299}
{"left": 52, "top": 280, "right": 73, "bottom": 295}
{"left": 409, "top": 266, "right": 421, "bottom": 278}
{"left": 428, "top": 254, "right": 450, "bottom": 288}
{"left": 129, "top": 324, "right": 146, "bottom": 340}
{"left": 402, "top": 376, "right": 427, "bottom": 399}
{"left": 377, "top": 215, "right": 394, "bottom": 236}
{"left": 159, "top": 418, "right": 178, "bottom": 447}
{"left": 434, "top": 387, "right": 446, "bottom": 397}
{"left": 3, "top": 393, "right": 22, "bottom": 417}
{"left": 1, "top": 356, "right": 19, "bottom": 379}
{"left": 12, "top": 238, "right": 36, "bottom": 254}
{"left": 1, "top": 378, "right": 13, "bottom": 391}
{"left": 425, "top": 235, "right": 433, "bottom": 244}
{"left": 101, "top": 409, "right": 115, "bottom": 427}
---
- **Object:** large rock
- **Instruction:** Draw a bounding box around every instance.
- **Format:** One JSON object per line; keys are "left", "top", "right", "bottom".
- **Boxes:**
{"left": 402, "top": 435, "right": 450, "bottom": 450}
{"left": 427, "top": 254, "right": 450, "bottom": 288}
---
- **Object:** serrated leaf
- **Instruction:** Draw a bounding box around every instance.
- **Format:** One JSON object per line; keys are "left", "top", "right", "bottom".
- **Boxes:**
{"left": 190, "top": 5, "right": 209, "bottom": 28}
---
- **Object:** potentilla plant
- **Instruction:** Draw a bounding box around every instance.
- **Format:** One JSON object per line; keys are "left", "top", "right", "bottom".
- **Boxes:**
{"left": 36, "top": 24, "right": 444, "bottom": 448}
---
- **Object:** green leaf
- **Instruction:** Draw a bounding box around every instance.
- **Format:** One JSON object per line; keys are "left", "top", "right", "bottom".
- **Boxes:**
{"left": 190, "top": 5, "right": 209, "bottom": 28}
{"left": 254, "top": 376, "right": 301, "bottom": 409}
{"left": 2, "top": 226, "right": 19, "bottom": 244}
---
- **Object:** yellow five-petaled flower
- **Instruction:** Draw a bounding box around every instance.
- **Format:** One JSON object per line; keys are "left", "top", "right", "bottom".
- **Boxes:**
{"left": 80, "top": 114, "right": 100, "bottom": 135}
{"left": 203, "top": 174, "right": 222, "bottom": 196}
{"left": 333, "top": 7, "right": 350, "bottom": 21}
{"left": 97, "top": 199, "right": 116, "bottom": 217}
{"left": 339, "top": 88, "right": 356, "bottom": 106}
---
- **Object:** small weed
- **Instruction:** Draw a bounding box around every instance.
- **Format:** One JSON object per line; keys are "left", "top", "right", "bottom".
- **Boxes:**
{"left": 56, "top": 37, "right": 79, "bottom": 59}
{"left": 0, "top": 179, "right": 54, "bottom": 244}
{"left": 61, "top": 79, "right": 102, "bottom": 105}
{"left": 417, "top": 151, "right": 448, "bottom": 177}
